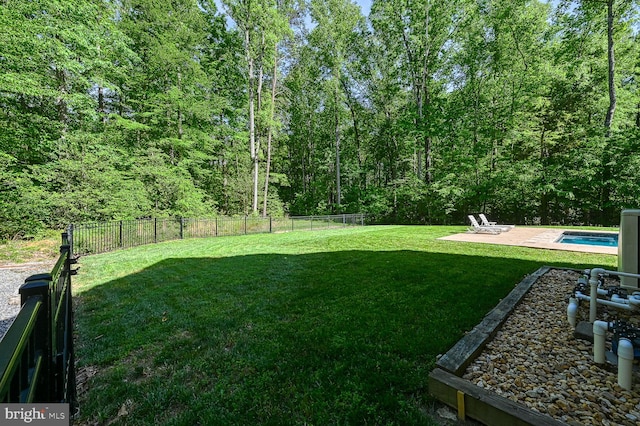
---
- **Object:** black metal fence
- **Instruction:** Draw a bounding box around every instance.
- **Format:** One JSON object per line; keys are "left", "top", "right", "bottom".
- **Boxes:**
{"left": 70, "top": 214, "right": 366, "bottom": 256}
{"left": 0, "top": 232, "right": 77, "bottom": 410}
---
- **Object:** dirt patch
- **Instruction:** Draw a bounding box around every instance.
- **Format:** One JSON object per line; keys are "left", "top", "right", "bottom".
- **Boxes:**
{"left": 76, "top": 365, "right": 99, "bottom": 399}
{"left": 0, "top": 237, "right": 60, "bottom": 267}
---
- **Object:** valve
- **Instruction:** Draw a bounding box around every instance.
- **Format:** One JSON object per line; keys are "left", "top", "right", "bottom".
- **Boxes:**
{"left": 607, "top": 287, "right": 628, "bottom": 299}
{"left": 612, "top": 320, "right": 640, "bottom": 359}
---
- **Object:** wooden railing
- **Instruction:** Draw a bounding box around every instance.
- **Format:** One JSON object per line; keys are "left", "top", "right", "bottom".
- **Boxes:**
{"left": 0, "top": 232, "right": 77, "bottom": 412}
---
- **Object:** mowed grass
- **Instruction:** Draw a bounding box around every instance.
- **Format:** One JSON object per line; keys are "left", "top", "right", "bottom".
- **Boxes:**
{"left": 73, "top": 226, "right": 617, "bottom": 425}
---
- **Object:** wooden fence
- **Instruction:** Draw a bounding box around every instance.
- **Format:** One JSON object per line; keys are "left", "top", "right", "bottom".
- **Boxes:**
{"left": 70, "top": 214, "right": 366, "bottom": 256}
{"left": 0, "top": 232, "right": 77, "bottom": 411}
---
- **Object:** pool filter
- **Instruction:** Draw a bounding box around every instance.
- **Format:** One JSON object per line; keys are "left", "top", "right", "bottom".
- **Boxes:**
{"left": 619, "top": 209, "right": 640, "bottom": 290}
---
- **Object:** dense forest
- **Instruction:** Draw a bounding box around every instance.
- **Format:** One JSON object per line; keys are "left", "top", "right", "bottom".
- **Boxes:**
{"left": 1, "top": 0, "right": 639, "bottom": 238}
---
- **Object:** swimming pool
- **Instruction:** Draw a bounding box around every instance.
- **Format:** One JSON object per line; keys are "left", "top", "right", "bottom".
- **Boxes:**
{"left": 556, "top": 231, "right": 619, "bottom": 247}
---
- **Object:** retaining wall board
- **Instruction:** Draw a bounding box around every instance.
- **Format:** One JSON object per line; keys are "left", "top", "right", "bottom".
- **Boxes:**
{"left": 429, "top": 368, "right": 566, "bottom": 426}
{"left": 435, "top": 267, "right": 551, "bottom": 376}
{"left": 428, "top": 266, "right": 586, "bottom": 425}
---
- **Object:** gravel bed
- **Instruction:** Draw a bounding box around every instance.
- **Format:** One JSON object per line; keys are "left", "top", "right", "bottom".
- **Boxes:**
{"left": 463, "top": 269, "right": 640, "bottom": 426}
{"left": 0, "top": 263, "right": 55, "bottom": 340}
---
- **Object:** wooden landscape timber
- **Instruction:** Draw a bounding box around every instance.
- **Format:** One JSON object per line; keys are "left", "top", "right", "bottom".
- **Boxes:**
{"left": 429, "top": 266, "right": 570, "bottom": 426}
{"left": 429, "top": 368, "right": 566, "bottom": 426}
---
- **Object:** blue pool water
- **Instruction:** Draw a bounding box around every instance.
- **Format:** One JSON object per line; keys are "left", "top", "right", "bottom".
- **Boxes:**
{"left": 557, "top": 232, "right": 619, "bottom": 247}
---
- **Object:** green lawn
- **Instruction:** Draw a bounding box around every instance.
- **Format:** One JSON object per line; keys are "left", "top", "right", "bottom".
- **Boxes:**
{"left": 73, "top": 226, "right": 617, "bottom": 425}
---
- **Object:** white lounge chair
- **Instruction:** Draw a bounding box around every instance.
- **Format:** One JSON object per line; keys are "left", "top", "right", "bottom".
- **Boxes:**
{"left": 479, "top": 214, "right": 515, "bottom": 231}
{"left": 467, "top": 215, "right": 502, "bottom": 234}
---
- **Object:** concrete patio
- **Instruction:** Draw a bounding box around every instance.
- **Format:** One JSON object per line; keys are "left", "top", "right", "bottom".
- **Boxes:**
{"left": 438, "top": 227, "right": 618, "bottom": 255}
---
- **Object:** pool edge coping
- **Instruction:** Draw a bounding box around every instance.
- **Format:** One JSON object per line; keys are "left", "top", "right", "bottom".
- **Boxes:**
{"left": 438, "top": 227, "right": 618, "bottom": 256}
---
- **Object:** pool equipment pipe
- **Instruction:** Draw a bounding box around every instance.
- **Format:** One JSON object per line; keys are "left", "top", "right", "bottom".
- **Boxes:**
{"left": 570, "top": 289, "right": 635, "bottom": 328}
{"left": 592, "top": 321, "right": 638, "bottom": 390}
{"left": 618, "top": 338, "right": 634, "bottom": 390}
{"left": 567, "top": 272, "right": 627, "bottom": 326}
{"left": 593, "top": 320, "right": 611, "bottom": 364}
{"left": 567, "top": 297, "right": 579, "bottom": 328}
{"left": 573, "top": 291, "right": 636, "bottom": 310}
{"left": 612, "top": 321, "right": 640, "bottom": 360}
{"left": 580, "top": 268, "right": 640, "bottom": 322}
{"left": 573, "top": 291, "right": 635, "bottom": 312}
{"left": 589, "top": 269, "right": 603, "bottom": 322}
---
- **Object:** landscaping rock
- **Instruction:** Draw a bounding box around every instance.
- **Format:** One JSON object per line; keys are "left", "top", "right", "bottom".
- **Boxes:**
{"left": 462, "top": 269, "right": 640, "bottom": 425}
{"left": 0, "top": 262, "right": 55, "bottom": 340}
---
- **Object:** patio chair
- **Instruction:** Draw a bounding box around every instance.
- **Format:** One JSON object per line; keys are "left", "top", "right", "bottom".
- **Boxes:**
{"left": 479, "top": 214, "right": 515, "bottom": 231}
{"left": 467, "top": 215, "right": 502, "bottom": 234}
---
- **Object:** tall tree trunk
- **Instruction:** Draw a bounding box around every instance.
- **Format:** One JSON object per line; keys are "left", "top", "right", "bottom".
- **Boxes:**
{"left": 601, "top": 0, "right": 616, "bottom": 225}
{"left": 252, "top": 35, "right": 266, "bottom": 213}
{"left": 55, "top": 66, "right": 68, "bottom": 143}
{"left": 168, "top": 109, "right": 175, "bottom": 165}
{"left": 539, "top": 127, "right": 548, "bottom": 224}
{"left": 177, "top": 72, "right": 183, "bottom": 140}
{"left": 422, "top": 0, "right": 432, "bottom": 184}
{"left": 335, "top": 82, "right": 341, "bottom": 208}
{"left": 98, "top": 86, "right": 106, "bottom": 124}
{"left": 262, "top": 49, "right": 278, "bottom": 218}
{"left": 341, "top": 79, "right": 363, "bottom": 189}
{"left": 604, "top": 0, "right": 616, "bottom": 133}
{"left": 425, "top": 134, "right": 432, "bottom": 183}
{"left": 395, "top": 7, "right": 424, "bottom": 182}
{"left": 245, "top": 28, "right": 258, "bottom": 214}
{"left": 305, "top": 116, "right": 313, "bottom": 193}
{"left": 97, "top": 43, "right": 106, "bottom": 125}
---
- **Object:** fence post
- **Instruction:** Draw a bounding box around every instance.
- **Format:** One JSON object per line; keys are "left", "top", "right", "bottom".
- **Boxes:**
{"left": 6, "top": 236, "right": 77, "bottom": 407}
{"left": 180, "top": 218, "right": 184, "bottom": 239}
{"left": 215, "top": 217, "right": 218, "bottom": 237}
{"left": 343, "top": 214, "right": 346, "bottom": 227}
{"left": 269, "top": 216, "right": 272, "bottom": 233}
{"left": 119, "top": 221, "right": 123, "bottom": 248}
{"left": 154, "top": 218, "right": 158, "bottom": 243}
{"left": 61, "top": 241, "right": 77, "bottom": 410}
{"left": 20, "top": 275, "right": 51, "bottom": 401}
{"left": 244, "top": 216, "right": 247, "bottom": 235}
{"left": 67, "top": 224, "right": 74, "bottom": 256}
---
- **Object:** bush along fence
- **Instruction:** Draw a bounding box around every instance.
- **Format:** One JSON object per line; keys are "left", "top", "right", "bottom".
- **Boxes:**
{"left": 0, "top": 231, "right": 78, "bottom": 411}
{"left": 70, "top": 214, "right": 366, "bottom": 256}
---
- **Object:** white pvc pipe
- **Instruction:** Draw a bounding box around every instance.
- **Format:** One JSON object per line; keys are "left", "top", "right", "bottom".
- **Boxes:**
{"left": 582, "top": 270, "right": 607, "bottom": 294}
{"left": 575, "top": 292, "right": 634, "bottom": 311}
{"left": 611, "top": 294, "right": 625, "bottom": 304}
{"left": 589, "top": 268, "right": 605, "bottom": 323}
{"left": 570, "top": 268, "right": 640, "bottom": 328}
{"left": 604, "top": 270, "right": 640, "bottom": 279}
{"left": 617, "top": 338, "right": 634, "bottom": 390}
{"left": 567, "top": 297, "right": 579, "bottom": 328}
{"left": 611, "top": 294, "right": 640, "bottom": 306}
{"left": 586, "top": 268, "right": 640, "bottom": 321}
{"left": 593, "top": 321, "right": 609, "bottom": 364}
